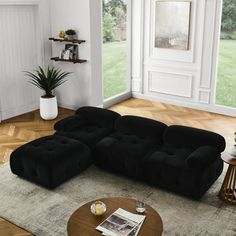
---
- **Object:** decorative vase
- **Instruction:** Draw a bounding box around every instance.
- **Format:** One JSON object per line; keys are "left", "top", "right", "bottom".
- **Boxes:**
{"left": 40, "top": 96, "right": 58, "bottom": 120}
{"left": 229, "top": 145, "right": 236, "bottom": 159}
{"left": 90, "top": 201, "right": 106, "bottom": 216}
{"left": 65, "top": 34, "right": 76, "bottom": 40}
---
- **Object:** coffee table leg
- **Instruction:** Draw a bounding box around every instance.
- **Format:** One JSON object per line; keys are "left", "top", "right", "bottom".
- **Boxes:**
{"left": 219, "top": 165, "right": 236, "bottom": 204}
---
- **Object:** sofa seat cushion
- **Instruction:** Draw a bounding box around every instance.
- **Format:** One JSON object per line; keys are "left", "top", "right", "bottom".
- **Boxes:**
{"left": 94, "top": 132, "right": 157, "bottom": 178}
{"left": 144, "top": 151, "right": 223, "bottom": 199}
{"left": 152, "top": 144, "right": 193, "bottom": 169}
{"left": 10, "top": 135, "right": 92, "bottom": 189}
{"left": 56, "top": 125, "right": 112, "bottom": 148}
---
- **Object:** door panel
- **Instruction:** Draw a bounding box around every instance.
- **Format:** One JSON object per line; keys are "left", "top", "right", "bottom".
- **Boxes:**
{"left": 0, "top": 5, "right": 39, "bottom": 120}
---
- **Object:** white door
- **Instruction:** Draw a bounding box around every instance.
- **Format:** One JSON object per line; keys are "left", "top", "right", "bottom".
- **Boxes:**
{"left": 0, "top": 5, "right": 40, "bottom": 120}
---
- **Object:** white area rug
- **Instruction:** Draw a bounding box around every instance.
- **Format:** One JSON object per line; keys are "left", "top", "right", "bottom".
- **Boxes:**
{"left": 0, "top": 163, "right": 235, "bottom": 236}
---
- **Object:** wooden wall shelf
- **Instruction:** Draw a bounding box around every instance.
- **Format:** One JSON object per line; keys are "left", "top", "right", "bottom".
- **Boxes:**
{"left": 49, "top": 36, "right": 87, "bottom": 64}
{"left": 51, "top": 57, "right": 87, "bottom": 64}
{"left": 49, "top": 37, "right": 86, "bottom": 44}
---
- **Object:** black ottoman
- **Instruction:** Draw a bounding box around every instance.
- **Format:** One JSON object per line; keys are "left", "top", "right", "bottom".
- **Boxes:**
{"left": 10, "top": 135, "right": 92, "bottom": 189}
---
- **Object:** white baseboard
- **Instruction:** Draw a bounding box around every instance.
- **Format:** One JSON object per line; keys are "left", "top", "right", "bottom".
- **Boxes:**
{"left": 58, "top": 102, "right": 104, "bottom": 111}
{"left": 103, "top": 92, "right": 132, "bottom": 108}
{"left": 57, "top": 102, "right": 77, "bottom": 111}
{"left": 1, "top": 102, "right": 39, "bottom": 121}
{"left": 132, "top": 92, "right": 236, "bottom": 117}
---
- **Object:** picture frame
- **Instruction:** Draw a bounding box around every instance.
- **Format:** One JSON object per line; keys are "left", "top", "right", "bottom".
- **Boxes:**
{"left": 154, "top": 0, "right": 191, "bottom": 50}
{"left": 59, "top": 44, "right": 79, "bottom": 60}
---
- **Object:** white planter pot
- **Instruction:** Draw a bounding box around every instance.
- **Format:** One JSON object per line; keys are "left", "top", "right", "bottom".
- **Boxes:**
{"left": 40, "top": 96, "right": 58, "bottom": 120}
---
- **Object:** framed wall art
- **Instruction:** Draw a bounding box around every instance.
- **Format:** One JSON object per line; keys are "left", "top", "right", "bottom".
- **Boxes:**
{"left": 154, "top": 0, "right": 191, "bottom": 50}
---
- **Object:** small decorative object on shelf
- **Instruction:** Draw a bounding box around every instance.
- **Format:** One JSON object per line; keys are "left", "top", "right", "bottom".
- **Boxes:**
{"left": 65, "top": 29, "right": 77, "bottom": 40}
{"left": 49, "top": 35, "right": 87, "bottom": 64}
{"left": 60, "top": 44, "right": 79, "bottom": 60}
{"left": 90, "top": 201, "right": 106, "bottom": 216}
{"left": 59, "top": 30, "right": 65, "bottom": 39}
{"left": 229, "top": 132, "right": 236, "bottom": 159}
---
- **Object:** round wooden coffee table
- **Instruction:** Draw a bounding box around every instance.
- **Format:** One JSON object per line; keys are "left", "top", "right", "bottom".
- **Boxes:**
{"left": 219, "top": 153, "right": 236, "bottom": 204}
{"left": 67, "top": 197, "right": 163, "bottom": 236}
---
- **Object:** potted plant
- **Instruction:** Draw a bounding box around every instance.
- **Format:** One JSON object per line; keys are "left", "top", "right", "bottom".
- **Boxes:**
{"left": 25, "top": 66, "right": 72, "bottom": 120}
{"left": 65, "top": 29, "right": 77, "bottom": 40}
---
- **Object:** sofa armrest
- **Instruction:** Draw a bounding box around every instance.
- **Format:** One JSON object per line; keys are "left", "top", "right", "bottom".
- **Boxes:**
{"left": 186, "top": 146, "right": 220, "bottom": 171}
{"left": 54, "top": 115, "right": 86, "bottom": 132}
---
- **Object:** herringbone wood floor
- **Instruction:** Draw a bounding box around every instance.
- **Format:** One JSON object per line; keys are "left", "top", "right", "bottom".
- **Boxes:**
{"left": 110, "top": 98, "right": 236, "bottom": 150}
{"left": 0, "top": 108, "right": 73, "bottom": 165}
{"left": 0, "top": 98, "right": 236, "bottom": 235}
{"left": 0, "top": 218, "right": 33, "bottom": 236}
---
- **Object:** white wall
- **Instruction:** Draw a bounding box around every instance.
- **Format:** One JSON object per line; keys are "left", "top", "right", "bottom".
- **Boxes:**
{"left": 0, "top": 0, "right": 51, "bottom": 121}
{"left": 50, "top": 0, "right": 103, "bottom": 110}
{"left": 131, "top": 0, "right": 235, "bottom": 116}
{"left": 88, "top": 0, "right": 103, "bottom": 107}
{"left": 1, "top": 0, "right": 228, "bottom": 120}
{"left": 0, "top": 0, "right": 102, "bottom": 121}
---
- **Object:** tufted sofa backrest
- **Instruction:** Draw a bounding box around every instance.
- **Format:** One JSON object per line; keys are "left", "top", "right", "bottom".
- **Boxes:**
{"left": 164, "top": 125, "right": 226, "bottom": 152}
{"left": 115, "top": 116, "right": 167, "bottom": 144}
{"left": 75, "top": 106, "right": 121, "bottom": 129}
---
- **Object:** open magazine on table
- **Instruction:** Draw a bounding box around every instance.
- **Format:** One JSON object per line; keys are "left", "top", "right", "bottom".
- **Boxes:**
{"left": 96, "top": 208, "right": 146, "bottom": 236}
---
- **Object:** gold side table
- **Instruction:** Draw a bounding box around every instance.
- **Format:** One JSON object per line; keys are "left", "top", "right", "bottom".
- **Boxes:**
{"left": 219, "top": 153, "right": 236, "bottom": 204}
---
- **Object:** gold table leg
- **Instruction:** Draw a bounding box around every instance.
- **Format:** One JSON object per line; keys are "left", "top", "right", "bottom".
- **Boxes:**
{"left": 219, "top": 165, "right": 236, "bottom": 204}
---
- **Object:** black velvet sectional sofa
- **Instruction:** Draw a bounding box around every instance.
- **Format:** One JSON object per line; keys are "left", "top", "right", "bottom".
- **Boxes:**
{"left": 10, "top": 106, "right": 226, "bottom": 199}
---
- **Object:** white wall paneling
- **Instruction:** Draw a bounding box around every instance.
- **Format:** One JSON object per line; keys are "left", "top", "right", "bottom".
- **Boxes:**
{"left": 0, "top": 0, "right": 51, "bottom": 67}
{"left": 200, "top": 0, "right": 217, "bottom": 89}
{"left": 141, "top": 0, "right": 205, "bottom": 103}
{"left": 148, "top": 0, "right": 197, "bottom": 63}
{"left": 210, "top": 0, "right": 223, "bottom": 107}
{"left": 199, "top": 90, "right": 210, "bottom": 104}
{"left": 0, "top": 5, "right": 38, "bottom": 120}
{"left": 0, "top": 0, "right": 51, "bottom": 121}
{"left": 131, "top": 0, "right": 144, "bottom": 93}
{"left": 131, "top": 78, "right": 142, "bottom": 93}
{"left": 131, "top": 0, "right": 236, "bottom": 116}
{"left": 147, "top": 71, "right": 193, "bottom": 98}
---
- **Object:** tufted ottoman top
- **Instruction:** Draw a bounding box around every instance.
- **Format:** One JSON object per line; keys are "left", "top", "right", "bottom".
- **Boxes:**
{"left": 11, "top": 135, "right": 86, "bottom": 165}
{"left": 10, "top": 135, "right": 92, "bottom": 189}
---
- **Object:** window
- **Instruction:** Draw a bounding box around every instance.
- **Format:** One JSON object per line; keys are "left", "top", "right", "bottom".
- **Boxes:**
{"left": 102, "top": 0, "right": 130, "bottom": 101}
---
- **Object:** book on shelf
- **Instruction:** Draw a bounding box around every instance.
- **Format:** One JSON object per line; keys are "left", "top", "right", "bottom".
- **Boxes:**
{"left": 96, "top": 208, "right": 146, "bottom": 236}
